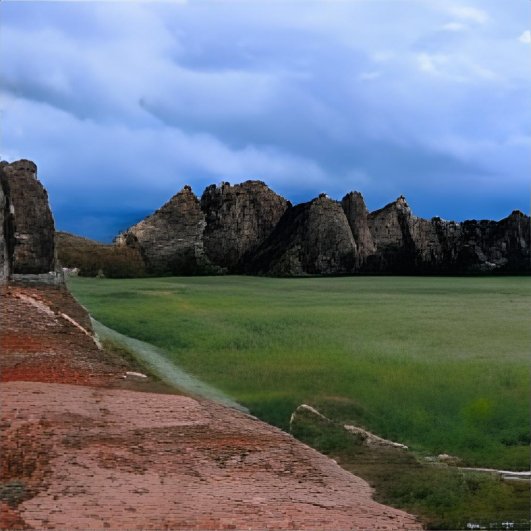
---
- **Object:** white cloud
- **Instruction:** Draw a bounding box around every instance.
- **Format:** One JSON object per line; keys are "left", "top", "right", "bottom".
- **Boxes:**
{"left": 446, "top": 5, "right": 488, "bottom": 24}
{"left": 415, "top": 51, "right": 499, "bottom": 84}
{"left": 468, "top": 63, "right": 497, "bottom": 81}
{"left": 441, "top": 22, "right": 467, "bottom": 32}
{"left": 518, "top": 30, "right": 531, "bottom": 44}
{"left": 417, "top": 53, "right": 446, "bottom": 75}
{"left": 358, "top": 71, "right": 381, "bottom": 81}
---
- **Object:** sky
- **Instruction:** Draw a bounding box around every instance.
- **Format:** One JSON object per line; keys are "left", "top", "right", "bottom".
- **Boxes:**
{"left": 1, "top": 0, "right": 530, "bottom": 242}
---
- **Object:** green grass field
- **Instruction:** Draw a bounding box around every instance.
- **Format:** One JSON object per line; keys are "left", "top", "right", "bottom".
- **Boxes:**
{"left": 69, "top": 276, "right": 530, "bottom": 471}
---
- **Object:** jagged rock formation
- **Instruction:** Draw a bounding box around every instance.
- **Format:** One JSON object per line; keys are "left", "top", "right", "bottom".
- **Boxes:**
{"left": 366, "top": 197, "right": 530, "bottom": 274}
{"left": 366, "top": 196, "right": 433, "bottom": 273}
{"left": 247, "top": 195, "right": 357, "bottom": 275}
{"left": 341, "top": 192, "right": 376, "bottom": 267}
{"left": 0, "top": 160, "right": 60, "bottom": 284}
{"left": 117, "top": 179, "right": 530, "bottom": 277}
{"left": 115, "top": 186, "right": 214, "bottom": 275}
{"left": 200, "top": 181, "right": 289, "bottom": 271}
{"left": 117, "top": 180, "right": 289, "bottom": 274}
{"left": 0, "top": 158, "right": 526, "bottom": 279}
{"left": 454, "top": 211, "right": 531, "bottom": 273}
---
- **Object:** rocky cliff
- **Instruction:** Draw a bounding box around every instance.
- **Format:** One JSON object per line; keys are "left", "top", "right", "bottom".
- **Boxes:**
{"left": 366, "top": 196, "right": 436, "bottom": 273}
{"left": 247, "top": 195, "right": 357, "bottom": 276}
{"left": 115, "top": 186, "right": 214, "bottom": 275}
{"left": 118, "top": 181, "right": 529, "bottom": 276}
{"left": 0, "top": 160, "right": 60, "bottom": 284}
{"left": 200, "top": 181, "right": 289, "bottom": 272}
{"left": 117, "top": 180, "right": 289, "bottom": 274}
{"left": 1, "top": 158, "right": 526, "bottom": 279}
{"left": 365, "top": 197, "right": 530, "bottom": 274}
{"left": 341, "top": 192, "right": 376, "bottom": 267}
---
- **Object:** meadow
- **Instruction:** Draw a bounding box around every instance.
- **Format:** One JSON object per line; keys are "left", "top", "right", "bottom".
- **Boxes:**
{"left": 69, "top": 275, "right": 530, "bottom": 472}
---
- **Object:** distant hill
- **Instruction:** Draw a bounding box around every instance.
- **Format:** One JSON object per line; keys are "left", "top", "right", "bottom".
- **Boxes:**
{"left": 56, "top": 231, "right": 145, "bottom": 278}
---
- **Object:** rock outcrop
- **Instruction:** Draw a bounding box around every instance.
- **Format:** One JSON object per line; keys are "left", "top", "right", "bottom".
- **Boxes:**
{"left": 366, "top": 196, "right": 432, "bottom": 273}
{"left": 365, "top": 196, "right": 530, "bottom": 274}
{"left": 247, "top": 195, "right": 357, "bottom": 275}
{"left": 200, "top": 181, "right": 289, "bottom": 272}
{"left": 0, "top": 160, "right": 60, "bottom": 284}
{"left": 341, "top": 192, "right": 376, "bottom": 267}
{"left": 1, "top": 158, "right": 526, "bottom": 279}
{"left": 118, "top": 180, "right": 289, "bottom": 274}
{"left": 115, "top": 186, "right": 214, "bottom": 275}
{"left": 117, "top": 180, "right": 530, "bottom": 277}
{"left": 453, "top": 211, "right": 531, "bottom": 273}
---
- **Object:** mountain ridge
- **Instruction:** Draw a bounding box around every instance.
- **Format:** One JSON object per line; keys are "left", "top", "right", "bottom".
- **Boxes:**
{"left": 116, "top": 179, "right": 530, "bottom": 276}
{"left": 1, "top": 159, "right": 527, "bottom": 279}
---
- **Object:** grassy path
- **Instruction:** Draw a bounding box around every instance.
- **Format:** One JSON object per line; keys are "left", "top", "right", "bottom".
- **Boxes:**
{"left": 92, "top": 317, "right": 248, "bottom": 411}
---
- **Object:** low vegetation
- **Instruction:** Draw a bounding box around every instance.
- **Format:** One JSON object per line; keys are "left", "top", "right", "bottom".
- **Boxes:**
{"left": 292, "top": 409, "right": 529, "bottom": 530}
{"left": 69, "top": 275, "right": 530, "bottom": 528}
{"left": 56, "top": 231, "right": 145, "bottom": 278}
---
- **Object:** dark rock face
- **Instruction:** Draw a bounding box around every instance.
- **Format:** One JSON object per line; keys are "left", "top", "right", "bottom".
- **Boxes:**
{"left": 366, "top": 196, "right": 431, "bottom": 273}
{"left": 341, "top": 192, "right": 375, "bottom": 267}
{"left": 200, "top": 181, "right": 289, "bottom": 272}
{"left": 494, "top": 211, "right": 530, "bottom": 272}
{"left": 366, "top": 197, "right": 530, "bottom": 274}
{"left": 3, "top": 159, "right": 526, "bottom": 279}
{"left": 0, "top": 160, "right": 57, "bottom": 279}
{"left": 115, "top": 186, "right": 214, "bottom": 275}
{"left": 454, "top": 211, "right": 530, "bottom": 273}
{"left": 247, "top": 195, "right": 357, "bottom": 276}
{"left": 118, "top": 180, "right": 530, "bottom": 276}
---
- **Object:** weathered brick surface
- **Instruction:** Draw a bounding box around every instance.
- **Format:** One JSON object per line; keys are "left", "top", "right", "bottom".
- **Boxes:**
{"left": 0, "top": 286, "right": 422, "bottom": 530}
{"left": 0, "top": 286, "right": 120, "bottom": 386}
{"left": 2, "top": 382, "right": 422, "bottom": 530}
